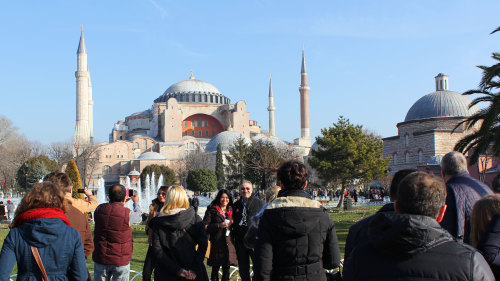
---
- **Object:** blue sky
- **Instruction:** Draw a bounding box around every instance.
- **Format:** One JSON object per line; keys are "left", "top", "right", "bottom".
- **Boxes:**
{"left": 1, "top": 0, "right": 499, "bottom": 145}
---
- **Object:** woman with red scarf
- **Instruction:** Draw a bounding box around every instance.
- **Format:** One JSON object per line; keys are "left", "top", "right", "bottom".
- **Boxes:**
{"left": 0, "top": 182, "right": 87, "bottom": 281}
{"left": 203, "top": 189, "right": 237, "bottom": 281}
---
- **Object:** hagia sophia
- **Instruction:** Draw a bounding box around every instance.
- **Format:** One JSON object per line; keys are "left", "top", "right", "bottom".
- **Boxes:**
{"left": 73, "top": 29, "right": 500, "bottom": 189}
{"left": 73, "top": 30, "right": 312, "bottom": 187}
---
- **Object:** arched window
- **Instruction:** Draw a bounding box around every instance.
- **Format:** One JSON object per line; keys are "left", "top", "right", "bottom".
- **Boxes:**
{"left": 142, "top": 140, "right": 147, "bottom": 149}
{"left": 418, "top": 150, "right": 423, "bottom": 163}
{"left": 393, "top": 153, "right": 398, "bottom": 164}
{"left": 134, "top": 142, "right": 139, "bottom": 149}
{"left": 405, "top": 152, "right": 410, "bottom": 163}
{"left": 404, "top": 134, "right": 409, "bottom": 147}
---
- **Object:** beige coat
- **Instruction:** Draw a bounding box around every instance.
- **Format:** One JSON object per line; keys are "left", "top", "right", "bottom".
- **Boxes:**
{"left": 65, "top": 193, "right": 98, "bottom": 213}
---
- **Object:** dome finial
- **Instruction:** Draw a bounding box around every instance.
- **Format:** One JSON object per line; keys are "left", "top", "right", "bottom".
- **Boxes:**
{"left": 189, "top": 69, "right": 195, "bottom": 80}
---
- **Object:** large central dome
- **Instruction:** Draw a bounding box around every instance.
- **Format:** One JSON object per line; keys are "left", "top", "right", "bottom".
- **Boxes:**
{"left": 154, "top": 73, "right": 230, "bottom": 105}
{"left": 404, "top": 90, "right": 480, "bottom": 122}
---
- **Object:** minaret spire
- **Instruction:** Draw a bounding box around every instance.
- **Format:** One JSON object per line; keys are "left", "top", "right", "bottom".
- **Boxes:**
{"left": 298, "top": 45, "right": 311, "bottom": 147}
{"left": 74, "top": 27, "right": 91, "bottom": 145}
{"left": 268, "top": 74, "right": 276, "bottom": 138}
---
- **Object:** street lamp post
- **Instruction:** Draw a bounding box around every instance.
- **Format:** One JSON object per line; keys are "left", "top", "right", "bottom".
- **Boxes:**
{"left": 21, "top": 163, "right": 29, "bottom": 191}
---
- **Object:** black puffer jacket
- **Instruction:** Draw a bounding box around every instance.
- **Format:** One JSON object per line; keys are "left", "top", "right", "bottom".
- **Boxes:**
{"left": 254, "top": 190, "right": 341, "bottom": 281}
{"left": 343, "top": 212, "right": 495, "bottom": 281}
{"left": 344, "top": 202, "right": 394, "bottom": 260}
{"left": 151, "top": 208, "right": 209, "bottom": 281}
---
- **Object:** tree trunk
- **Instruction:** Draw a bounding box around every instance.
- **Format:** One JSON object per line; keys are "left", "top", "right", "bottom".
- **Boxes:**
{"left": 336, "top": 184, "right": 346, "bottom": 208}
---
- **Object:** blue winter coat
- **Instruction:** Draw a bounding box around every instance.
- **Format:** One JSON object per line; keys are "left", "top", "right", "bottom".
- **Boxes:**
{"left": 440, "top": 172, "right": 492, "bottom": 244}
{"left": 0, "top": 218, "right": 88, "bottom": 281}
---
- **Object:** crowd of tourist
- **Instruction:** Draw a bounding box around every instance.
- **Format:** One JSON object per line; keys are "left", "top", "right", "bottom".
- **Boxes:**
{"left": 0, "top": 152, "right": 500, "bottom": 280}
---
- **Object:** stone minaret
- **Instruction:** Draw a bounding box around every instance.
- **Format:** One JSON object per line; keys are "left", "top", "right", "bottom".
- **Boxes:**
{"left": 74, "top": 27, "right": 91, "bottom": 144}
{"left": 88, "top": 73, "right": 94, "bottom": 142}
{"left": 298, "top": 46, "right": 311, "bottom": 146}
{"left": 267, "top": 74, "right": 276, "bottom": 138}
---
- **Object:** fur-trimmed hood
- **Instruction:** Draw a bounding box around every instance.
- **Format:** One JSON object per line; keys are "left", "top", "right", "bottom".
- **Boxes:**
{"left": 263, "top": 190, "right": 328, "bottom": 238}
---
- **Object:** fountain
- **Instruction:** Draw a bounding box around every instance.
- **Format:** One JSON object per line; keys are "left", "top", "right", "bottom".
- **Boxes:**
{"left": 151, "top": 172, "right": 156, "bottom": 205}
{"left": 145, "top": 174, "right": 151, "bottom": 211}
{"left": 96, "top": 178, "right": 107, "bottom": 204}
{"left": 157, "top": 174, "right": 164, "bottom": 194}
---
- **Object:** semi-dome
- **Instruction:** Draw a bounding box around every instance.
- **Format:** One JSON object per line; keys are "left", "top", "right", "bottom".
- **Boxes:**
{"left": 404, "top": 74, "right": 480, "bottom": 122}
{"left": 205, "top": 131, "right": 251, "bottom": 152}
{"left": 137, "top": 152, "right": 167, "bottom": 160}
{"left": 154, "top": 73, "right": 230, "bottom": 105}
{"left": 404, "top": 91, "right": 479, "bottom": 122}
{"left": 128, "top": 170, "right": 140, "bottom": 176}
{"left": 252, "top": 134, "right": 288, "bottom": 149}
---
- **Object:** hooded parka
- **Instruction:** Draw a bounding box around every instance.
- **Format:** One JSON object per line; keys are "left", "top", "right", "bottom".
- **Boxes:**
{"left": 151, "top": 207, "right": 209, "bottom": 281}
{"left": 343, "top": 212, "right": 495, "bottom": 281}
{"left": 253, "top": 189, "right": 341, "bottom": 281}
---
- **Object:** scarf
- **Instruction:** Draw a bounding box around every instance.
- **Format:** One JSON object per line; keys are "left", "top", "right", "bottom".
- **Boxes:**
{"left": 12, "top": 207, "right": 71, "bottom": 228}
{"left": 216, "top": 205, "right": 233, "bottom": 221}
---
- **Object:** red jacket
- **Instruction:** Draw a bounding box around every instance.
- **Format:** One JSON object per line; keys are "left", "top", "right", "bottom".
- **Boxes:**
{"left": 92, "top": 202, "right": 133, "bottom": 266}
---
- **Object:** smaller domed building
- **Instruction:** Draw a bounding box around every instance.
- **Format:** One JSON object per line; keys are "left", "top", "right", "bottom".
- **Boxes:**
{"left": 383, "top": 74, "right": 480, "bottom": 173}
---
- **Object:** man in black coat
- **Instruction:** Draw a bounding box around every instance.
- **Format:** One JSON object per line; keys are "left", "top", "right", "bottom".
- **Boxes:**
{"left": 232, "top": 180, "right": 264, "bottom": 281}
{"left": 344, "top": 168, "right": 415, "bottom": 260}
{"left": 191, "top": 194, "right": 200, "bottom": 214}
{"left": 343, "top": 171, "right": 494, "bottom": 281}
{"left": 440, "top": 151, "right": 492, "bottom": 244}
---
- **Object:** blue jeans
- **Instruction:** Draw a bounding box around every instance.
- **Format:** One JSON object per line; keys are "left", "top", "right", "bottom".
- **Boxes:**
{"left": 94, "top": 262, "right": 130, "bottom": 281}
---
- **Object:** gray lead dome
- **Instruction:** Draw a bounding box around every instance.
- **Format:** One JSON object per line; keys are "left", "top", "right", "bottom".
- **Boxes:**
{"left": 404, "top": 90, "right": 480, "bottom": 122}
{"left": 154, "top": 79, "right": 230, "bottom": 104}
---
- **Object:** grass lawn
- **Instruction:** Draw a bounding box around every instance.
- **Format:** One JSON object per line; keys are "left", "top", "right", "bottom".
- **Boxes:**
{"left": 0, "top": 205, "right": 380, "bottom": 280}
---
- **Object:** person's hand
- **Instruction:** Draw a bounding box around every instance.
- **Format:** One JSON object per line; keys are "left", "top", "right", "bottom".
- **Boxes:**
{"left": 179, "top": 269, "right": 196, "bottom": 280}
{"left": 131, "top": 195, "right": 139, "bottom": 203}
{"left": 220, "top": 222, "right": 229, "bottom": 228}
{"left": 84, "top": 189, "right": 92, "bottom": 197}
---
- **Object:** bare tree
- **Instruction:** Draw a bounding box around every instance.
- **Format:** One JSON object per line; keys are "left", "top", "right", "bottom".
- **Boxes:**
{"left": 73, "top": 140, "right": 100, "bottom": 188}
{"left": 174, "top": 149, "right": 214, "bottom": 187}
{"left": 48, "top": 141, "right": 73, "bottom": 168}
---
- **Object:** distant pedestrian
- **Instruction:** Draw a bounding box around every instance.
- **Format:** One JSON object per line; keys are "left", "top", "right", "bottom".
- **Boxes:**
{"left": 0, "top": 201, "right": 6, "bottom": 220}
{"left": 191, "top": 194, "right": 200, "bottom": 214}
{"left": 6, "top": 200, "right": 14, "bottom": 221}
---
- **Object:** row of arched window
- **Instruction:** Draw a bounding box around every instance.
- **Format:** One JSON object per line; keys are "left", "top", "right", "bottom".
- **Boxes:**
{"left": 392, "top": 150, "right": 424, "bottom": 165}
{"left": 175, "top": 93, "right": 229, "bottom": 104}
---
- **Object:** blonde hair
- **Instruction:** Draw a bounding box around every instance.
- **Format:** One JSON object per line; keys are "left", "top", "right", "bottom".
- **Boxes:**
{"left": 160, "top": 185, "right": 190, "bottom": 215}
{"left": 265, "top": 185, "right": 281, "bottom": 203}
{"left": 471, "top": 194, "right": 500, "bottom": 247}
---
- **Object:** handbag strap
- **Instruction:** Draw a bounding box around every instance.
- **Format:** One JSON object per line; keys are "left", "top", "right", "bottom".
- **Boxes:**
{"left": 30, "top": 246, "right": 49, "bottom": 281}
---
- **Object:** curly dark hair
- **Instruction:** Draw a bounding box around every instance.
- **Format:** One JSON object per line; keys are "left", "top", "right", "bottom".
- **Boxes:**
{"left": 14, "top": 182, "right": 68, "bottom": 220}
{"left": 277, "top": 160, "right": 308, "bottom": 190}
{"left": 43, "top": 172, "right": 72, "bottom": 193}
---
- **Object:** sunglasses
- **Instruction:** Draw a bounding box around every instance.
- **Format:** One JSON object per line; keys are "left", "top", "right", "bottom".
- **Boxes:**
{"left": 159, "top": 192, "right": 166, "bottom": 196}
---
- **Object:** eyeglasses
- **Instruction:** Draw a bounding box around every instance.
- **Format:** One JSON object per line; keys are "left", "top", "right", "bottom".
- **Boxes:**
{"left": 159, "top": 192, "right": 166, "bottom": 196}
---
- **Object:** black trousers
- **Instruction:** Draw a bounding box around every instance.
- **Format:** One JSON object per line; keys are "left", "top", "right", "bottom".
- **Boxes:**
{"left": 211, "top": 265, "right": 230, "bottom": 281}
{"left": 236, "top": 241, "right": 255, "bottom": 281}
{"left": 142, "top": 245, "right": 156, "bottom": 281}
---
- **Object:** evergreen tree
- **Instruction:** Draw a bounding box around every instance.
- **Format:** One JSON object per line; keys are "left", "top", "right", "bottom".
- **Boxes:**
{"left": 225, "top": 137, "right": 250, "bottom": 190}
{"left": 16, "top": 155, "right": 59, "bottom": 190}
{"left": 215, "top": 144, "right": 225, "bottom": 189}
{"left": 186, "top": 169, "right": 217, "bottom": 192}
{"left": 25, "top": 161, "right": 48, "bottom": 190}
{"left": 65, "top": 159, "right": 84, "bottom": 200}
{"left": 140, "top": 164, "right": 176, "bottom": 188}
{"left": 308, "top": 116, "right": 389, "bottom": 207}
